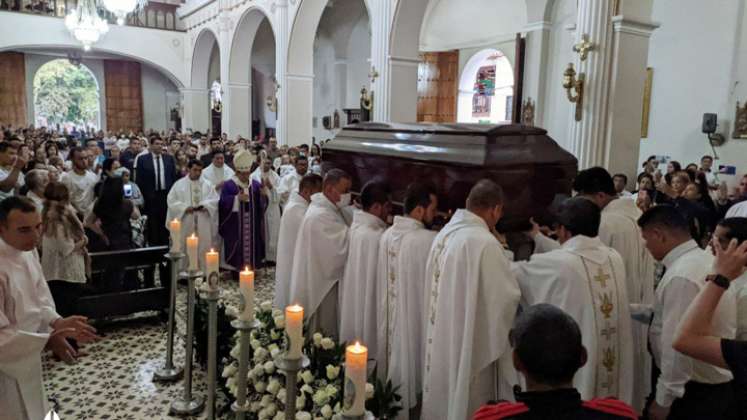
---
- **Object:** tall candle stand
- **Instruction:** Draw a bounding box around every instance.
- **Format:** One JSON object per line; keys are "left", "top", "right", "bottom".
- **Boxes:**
{"left": 202, "top": 286, "right": 220, "bottom": 420}
{"left": 154, "top": 252, "right": 184, "bottom": 382}
{"left": 169, "top": 270, "right": 205, "bottom": 416}
{"left": 274, "top": 354, "right": 310, "bottom": 420}
{"left": 231, "top": 318, "right": 261, "bottom": 420}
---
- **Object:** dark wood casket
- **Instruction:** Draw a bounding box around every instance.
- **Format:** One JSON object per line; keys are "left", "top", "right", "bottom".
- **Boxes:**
{"left": 321, "top": 122, "right": 577, "bottom": 235}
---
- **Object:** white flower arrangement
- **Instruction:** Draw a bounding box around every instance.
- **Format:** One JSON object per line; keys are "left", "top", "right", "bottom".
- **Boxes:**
{"left": 223, "top": 301, "right": 388, "bottom": 420}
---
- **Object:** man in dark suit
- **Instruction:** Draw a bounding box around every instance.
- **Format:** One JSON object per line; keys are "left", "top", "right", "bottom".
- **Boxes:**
{"left": 135, "top": 137, "right": 177, "bottom": 248}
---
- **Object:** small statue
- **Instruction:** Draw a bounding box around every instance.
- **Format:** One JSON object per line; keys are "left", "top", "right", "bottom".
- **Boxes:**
{"left": 360, "top": 87, "right": 373, "bottom": 122}
{"left": 210, "top": 80, "right": 223, "bottom": 113}
{"left": 521, "top": 98, "right": 535, "bottom": 126}
{"left": 733, "top": 101, "right": 747, "bottom": 139}
{"left": 333, "top": 110, "right": 340, "bottom": 129}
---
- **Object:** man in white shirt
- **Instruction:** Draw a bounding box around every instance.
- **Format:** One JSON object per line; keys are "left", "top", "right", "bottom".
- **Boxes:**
{"left": 251, "top": 156, "right": 281, "bottom": 262}
{"left": 0, "top": 197, "right": 98, "bottom": 420}
{"left": 725, "top": 175, "right": 747, "bottom": 218}
{"left": 638, "top": 205, "right": 738, "bottom": 420}
{"left": 377, "top": 182, "right": 438, "bottom": 419}
{"left": 712, "top": 218, "right": 747, "bottom": 341}
{"left": 516, "top": 197, "right": 634, "bottom": 404}
{"left": 288, "top": 169, "right": 352, "bottom": 337}
{"left": 422, "top": 180, "right": 521, "bottom": 420}
{"left": 166, "top": 160, "right": 219, "bottom": 270}
{"left": 23, "top": 169, "right": 49, "bottom": 213}
{"left": 700, "top": 155, "right": 719, "bottom": 191}
{"left": 0, "top": 142, "right": 26, "bottom": 202}
{"left": 278, "top": 155, "right": 308, "bottom": 208}
{"left": 60, "top": 147, "right": 98, "bottom": 218}
{"left": 339, "top": 181, "right": 391, "bottom": 353}
{"left": 273, "top": 174, "right": 323, "bottom": 310}
{"left": 201, "top": 150, "right": 235, "bottom": 194}
{"left": 613, "top": 173, "right": 633, "bottom": 198}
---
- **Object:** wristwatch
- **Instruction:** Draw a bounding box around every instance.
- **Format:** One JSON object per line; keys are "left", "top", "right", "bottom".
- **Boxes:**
{"left": 707, "top": 274, "right": 731, "bottom": 290}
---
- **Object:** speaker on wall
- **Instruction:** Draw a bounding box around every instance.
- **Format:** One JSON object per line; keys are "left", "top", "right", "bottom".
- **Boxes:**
{"left": 702, "top": 113, "right": 718, "bottom": 134}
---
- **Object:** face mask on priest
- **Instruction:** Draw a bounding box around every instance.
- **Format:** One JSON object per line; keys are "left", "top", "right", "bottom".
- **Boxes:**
{"left": 337, "top": 193, "right": 352, "bottom": 208}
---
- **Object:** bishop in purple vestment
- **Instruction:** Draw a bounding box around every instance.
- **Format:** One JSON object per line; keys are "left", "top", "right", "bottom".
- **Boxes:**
{"left": 219, "top": 150, "right": 266, "bottom": 271}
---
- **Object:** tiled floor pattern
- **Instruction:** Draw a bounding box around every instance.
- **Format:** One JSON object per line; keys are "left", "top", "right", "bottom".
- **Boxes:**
{"left": 42, "top": 268, "right": 276, "bottom": 419}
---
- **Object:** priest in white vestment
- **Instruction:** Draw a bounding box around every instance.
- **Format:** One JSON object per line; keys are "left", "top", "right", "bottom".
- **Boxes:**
{"left": 278, "top": 156, "right": 308, "bottom": 209}
{"left": 166, "top": 160, "right": 219, "bottom": 270}
{"left": 422, "top": 180, "right": 521, "bottom": 420}
{"left": 0, "top": 197, "right": 98, "bottom": 420}
{"left": 377, "top": 183, "right": 438, "bottom": 419}
{"left": 200, "top": 150, "right": 235, "bottom": 193}
{"left": 251, "top": 156, "right": 281, "bottom": 262}
{"left": 339, "top": 182, "right": 391, "bottom": 351}
{"left": 289, "top": 169, "right": 352, "bottom": 337}
{"left": 274, "top": 173, "right": 323, "bottom": 310}
{"left": 516, "top": 197, "right": 634, "bottom": 404}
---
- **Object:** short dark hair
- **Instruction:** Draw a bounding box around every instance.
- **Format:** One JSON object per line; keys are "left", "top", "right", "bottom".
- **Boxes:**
{"left": 0, "top": 142, "right": 17, "bottom": 153}
{"left": 556, "top": 197, "right": 600, "bottom": 237}
{"left": 638, "top": 205, "right": 690, "bottom": 233}
{"left": 573, "top": 167, "right": 616, "bottom": 196}
{"left": 612, "top": 173, "right": 628, "bottom": 184}
{"left": 0, "top": 196, "right": 37, "bottom": 224}
{"left": 510, "top": 304, "right": 584, "bottom": 386}
{"left": 637, "top": 172, "right": 653, "bottom": 184}
{"left": 69, "top": 146, "right": 86, "bottom": 160}
{"left": 718, "top": 218, "right": 747, "bottom": 244}
{"left": 299, "top": 173, "right": 323, "bottom": 193}
{"left": 187, "top": 159, "right": 203, "bottom": 169}
{"left": 701, "top": 155, "right": 714, "bottom": 162}
{"left": 295, "top": 155, "right": 308, "bottom": 163}
{"left": 323, "top": 169, "right": 351, "bottom": 189}
{"left": 360, "top": 181, "right": 390, "bottom": 211}
{"left": 466, "top": 179, "right": 504, "bottom": 210}
{"left": 404, "top": 182, "right": 436, "bottom": 214}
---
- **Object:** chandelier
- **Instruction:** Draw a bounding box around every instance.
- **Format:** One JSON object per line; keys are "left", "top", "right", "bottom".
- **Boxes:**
{"left": 65, "top": 0, "right": 109, "bottom": 51}
{"left": 101, "top": 0, "right": 148, "bottom": 26}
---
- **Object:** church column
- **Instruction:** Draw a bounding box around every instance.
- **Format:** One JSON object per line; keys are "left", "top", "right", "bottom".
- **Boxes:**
{"left": 219, "top": 12, "right": 233, "bottom": 136}
{"left": 225, "top": 82, "right": 252, "bottom": 138}
{"left": 370, "top": 0, "right": 393, "bottom": 121}
{"left": 275, "top": 0, "right": 290, "bottom": 145}
{"left": 181, "top": 87, "right": 209, "bottom": 133}
{"left": 567, "top": 0, "right": 615, "bottom": 169}
{"left": 522, "top": 20, "right": 552, "bottom": 127}
{"left": 334, "top": 59, "right": 348, "bottom": 110}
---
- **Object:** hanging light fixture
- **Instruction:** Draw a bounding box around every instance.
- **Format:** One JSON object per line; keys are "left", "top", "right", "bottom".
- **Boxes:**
{"left": 101, "top": 0, "right": 147, "bottom": 26}
{"left": 65, "top": 0, "right": 109, "bottom": 51}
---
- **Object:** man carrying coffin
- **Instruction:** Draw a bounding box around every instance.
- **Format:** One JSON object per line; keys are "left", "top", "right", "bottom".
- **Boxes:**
{"left": 289, "top": 169, "right": 352, "bottom": 337}
{"left": 422, "top": 179, "right": 521, "bottom": 420}
{"left": 273, "top": 173, "right": 323, "bottom": 310}
{"left": 166, "top": 159, "right": 219, "bottom": 271}
{"left": 514, "top": 197, "right": 634, "bottom": 404}
{"left": 339, "top": 181, "right": 391, "bottom": 353}
{"left": 378, "top": 182, "right": 438, "bottom": 419}
{"left": 218, "top": 149, "right": 265, "bottom": 273}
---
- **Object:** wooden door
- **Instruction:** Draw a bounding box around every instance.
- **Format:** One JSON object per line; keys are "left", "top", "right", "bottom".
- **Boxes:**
{"left": 0, "top": 52, "right": 27, "bottom": 127}
{"left": 417, "top": 51, "right": 458, "bottom": 123}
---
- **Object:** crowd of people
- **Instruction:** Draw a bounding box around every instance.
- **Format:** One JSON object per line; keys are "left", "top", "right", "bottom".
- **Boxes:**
{"left": 3, "top": 122, "right": 747, "bottom": 420}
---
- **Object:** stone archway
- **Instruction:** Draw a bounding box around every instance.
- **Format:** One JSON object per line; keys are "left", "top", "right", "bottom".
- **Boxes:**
{"left": 457, "top": 49, "right": 514, "bottom": 123}
{"left": 186, "top": 28, "right": 220, "bottom": 134}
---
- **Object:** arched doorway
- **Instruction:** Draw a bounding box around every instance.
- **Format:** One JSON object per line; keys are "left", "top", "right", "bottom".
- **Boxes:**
{"left": 457, "top": 49, "right": 514, "bottom": 123}
{"left": 189, "top": 28, "right": 220, "bottom": 134}
{"left": 33, "top": 59, "right": 100, "bottom": 130}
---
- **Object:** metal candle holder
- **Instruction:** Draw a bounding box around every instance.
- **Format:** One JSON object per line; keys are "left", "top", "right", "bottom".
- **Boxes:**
{"left": 202, "top": 287, "right": 220, "bottom": 420}
{"left": 274, "top": 354, "right": 310, "bottom": 420}
{"left": 153, "top": 252, "right": 184, "bottom": 382}
{"left": 169, "top": 270, "right": 205, "bottom": 416}
{"left": 231, "top": 318, "right": 261, "bottom": 420}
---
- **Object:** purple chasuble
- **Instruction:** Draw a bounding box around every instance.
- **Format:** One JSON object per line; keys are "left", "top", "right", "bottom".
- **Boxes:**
{"left": 218, "top": 179, "right": 266, "bottom": 270}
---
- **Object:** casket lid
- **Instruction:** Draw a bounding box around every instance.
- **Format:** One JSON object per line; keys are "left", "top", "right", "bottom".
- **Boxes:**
{"left": 341, "top": 122, "right": 548, "bottom": 136}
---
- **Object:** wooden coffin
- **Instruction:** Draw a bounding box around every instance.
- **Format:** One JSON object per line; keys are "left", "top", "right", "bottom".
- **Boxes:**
{"left": 321, "top": 122, "right": 577, "bottom": 232}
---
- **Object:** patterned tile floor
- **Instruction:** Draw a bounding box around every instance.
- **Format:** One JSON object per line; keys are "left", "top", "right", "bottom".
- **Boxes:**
{"left": 42, "top": 268, "right": 276, "bottom": 420}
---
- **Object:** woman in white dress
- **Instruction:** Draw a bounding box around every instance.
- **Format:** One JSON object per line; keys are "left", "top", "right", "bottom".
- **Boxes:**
{"left": 41, "top": 182, "right": 88, "bottom": 283}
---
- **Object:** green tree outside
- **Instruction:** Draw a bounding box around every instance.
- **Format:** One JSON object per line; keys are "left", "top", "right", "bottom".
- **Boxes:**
{"left": 33, "top": 59, "right": 99, "bottom": 129}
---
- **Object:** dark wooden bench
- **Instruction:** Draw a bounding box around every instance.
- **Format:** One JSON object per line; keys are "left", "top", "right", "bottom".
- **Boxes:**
{"left": 49, "top": 246, "right": 171, "bottom": 320}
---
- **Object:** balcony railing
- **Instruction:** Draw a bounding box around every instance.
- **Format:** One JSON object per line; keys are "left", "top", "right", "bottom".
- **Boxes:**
{"left": 0, "top": 0, "right": 183, "bottom": 31}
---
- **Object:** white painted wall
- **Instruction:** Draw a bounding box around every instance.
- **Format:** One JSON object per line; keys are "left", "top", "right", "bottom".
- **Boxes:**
{"left": 252, "top": 19, "right": 277, "bottom": 136}
{"left": 23, "top": 52, "right": 178, "bottom": 132}
{"left": 639, "top": 0, "right": 747, "bottom": 188}
{"left": 345, "top": 16, "right": 371, "bottom": 109}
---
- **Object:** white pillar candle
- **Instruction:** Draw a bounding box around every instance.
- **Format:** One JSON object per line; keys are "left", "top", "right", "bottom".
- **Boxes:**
{"left": 169, "top": 218, "right": 181, "bottom": 253}
{"left": 285, "top": 304, "right": 304, "bottom": 360}
{"left": 205, "top": 249, "right": 220, "bottom": 290}
{"left": 344, "top": 341, "right": 368, "bottom": 416}
{"left": 186, "top": 233, "right": 199, "bottom": 271}
{"left": 238, "top": 267, "right": 254, "bottom": 322}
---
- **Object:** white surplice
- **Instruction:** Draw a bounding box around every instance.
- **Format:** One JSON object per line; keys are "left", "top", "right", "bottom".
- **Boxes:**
{"left": 0, "top": 238, "right": 60, "bottom": 420}
{"left": 512, "top": 235, "right": 634, "bottom": 404}
{"left": 278, "top": 171, "right": 302, "bottom": 208}
{"left": 377, "top": 216, "right": 436, "bottom": 419}
{"left": 251, "top": 168, "right": 281, "bottom": 261}
{"left": 422, "top": 210, "right": 521, "bottom": 420}
{"left": 599, "top": 197, "right": 656, "bottom": 411}
{"left": 274, "top": 192, "right": 309, "bottom": 310}
{"left": 289, "top": 193, "right": 349, "bottom": 337}
{"left": 200, "top": 163, "right": 235, "bottom": 191}
{"left": 339, "top": 210, "right": 388, "bottom": 351}
{"left": 166, "top": 176, "right": 219, "bottom": 270}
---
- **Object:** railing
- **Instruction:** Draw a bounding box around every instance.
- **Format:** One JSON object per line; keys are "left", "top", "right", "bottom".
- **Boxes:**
{"left": 0, "top": 0, "right": 183, "bottom": 31}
